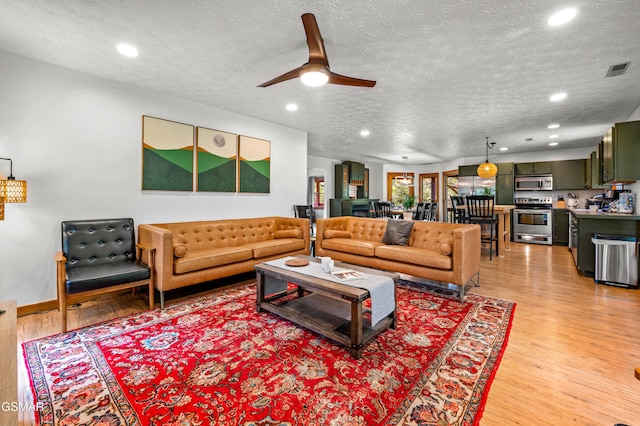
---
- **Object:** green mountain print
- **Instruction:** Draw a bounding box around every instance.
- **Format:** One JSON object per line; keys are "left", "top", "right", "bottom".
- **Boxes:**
{"left": 239, "top": 160, "right": 270, "bottom": 193}
{"left": 243, "top": 159, "right": 270, "bottom": 177}
{"left": 143, "top": 148, "right": 192, "bottom": 191}
{"left": 197, "top": 151, "right": 234, "bottom": 173}
{"left": 198, "top": 158, "right": 236, "bottom": 192}
{"left": 149, "top": 147, "right": 193, "bottom": 172}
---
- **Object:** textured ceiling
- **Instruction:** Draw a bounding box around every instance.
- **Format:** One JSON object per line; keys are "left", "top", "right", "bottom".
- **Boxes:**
{"left": 1, "top": 0, "right": 639, "bottom": 165}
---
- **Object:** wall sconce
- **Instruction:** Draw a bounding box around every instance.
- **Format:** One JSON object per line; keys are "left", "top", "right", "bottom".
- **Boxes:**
{"left": 0, "top": 157, "right": 27, "bottom": 220}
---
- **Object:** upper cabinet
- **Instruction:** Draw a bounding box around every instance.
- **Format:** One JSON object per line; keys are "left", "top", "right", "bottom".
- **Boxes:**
{"left": 458, "top": 164, "right": 479, "bottom": 176}
{"left": 602, "top": 120, "right": 640, "bottom": 184}
{"left": 586, "top": 149, "right": 607, "bottom": 189}
{"left": 553, "top": 159, "right": 586, "bottom": 190}
{"left": 496, "top": 162, "right": 514, "bottom": 205}
{"left": 334, "top": 163, "right": 350, "bottom": 198}
{"left": 514, "top": 161, "right": 553, "bottom": 175}
{"left": 344, "top": 161, "right": 365, "bottom": 184}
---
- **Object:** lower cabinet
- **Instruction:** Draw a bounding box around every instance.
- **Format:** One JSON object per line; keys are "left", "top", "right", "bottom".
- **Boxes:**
{"left": 552, "top": 209, "right": 569, "bottom": 246}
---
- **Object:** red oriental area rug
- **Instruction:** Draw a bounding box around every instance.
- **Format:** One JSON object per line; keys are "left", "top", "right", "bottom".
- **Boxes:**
{"left": 23, "top": 281, "right": 515, "bottom": 425}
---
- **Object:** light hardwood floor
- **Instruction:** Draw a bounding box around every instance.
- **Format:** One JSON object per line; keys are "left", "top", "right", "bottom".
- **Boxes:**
{"left": 15, "top": 243, "right": 640, "bottom": 425}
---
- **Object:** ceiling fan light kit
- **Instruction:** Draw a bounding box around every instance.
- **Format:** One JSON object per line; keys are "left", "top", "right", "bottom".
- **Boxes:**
{"left": 258, "top": 13, "right": 376, "bottom": 89}
{"left": 299, "top": 64, "right": 330, "bottom": 87}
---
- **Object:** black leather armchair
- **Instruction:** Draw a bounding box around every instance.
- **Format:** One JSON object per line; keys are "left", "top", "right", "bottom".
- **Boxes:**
{"left": 56, "top": 218, "right": 155, "bottom": 332}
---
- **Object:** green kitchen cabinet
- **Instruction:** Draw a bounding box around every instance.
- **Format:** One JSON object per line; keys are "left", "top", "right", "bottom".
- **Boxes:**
{"left": 514, "top": 161, "right": 553, "bottom": 175}
{"left": 602, "top": 120, "right": 640, "bottom": 183}
{"left": 334, "top": 163, "right": 349, "bottom": 198}
{"left": 586, "top": 150, "right": 607, "bottom": 189}
{"left": 552, "top": 209, "right": 569, "bottom": 246}
{"left": 495, "top": 162, "right": 514, "bottom": 205}
{"left": 553, "top": 159, "right": 586, "bottom": 190}
{"left": 458, "top": 164, "right": 479, "bottom": 176}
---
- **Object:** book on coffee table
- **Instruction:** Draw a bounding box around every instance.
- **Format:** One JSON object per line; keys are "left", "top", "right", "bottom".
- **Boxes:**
{"left": 331, "top": 269, "right": 363, "bottom": 281}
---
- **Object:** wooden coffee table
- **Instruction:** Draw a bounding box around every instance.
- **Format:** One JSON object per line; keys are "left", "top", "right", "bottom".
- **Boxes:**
{"left": 255, "top": 255, "right": 399, "bottom": 359}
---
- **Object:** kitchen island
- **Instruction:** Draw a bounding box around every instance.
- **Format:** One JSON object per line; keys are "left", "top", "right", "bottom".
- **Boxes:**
{"left": 569, "top": 208, "right": 640, "bottom": 277}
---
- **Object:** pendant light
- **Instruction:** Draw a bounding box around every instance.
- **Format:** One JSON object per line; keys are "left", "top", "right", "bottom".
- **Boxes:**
{"left": 477, "top": 137, "right": 497, "bottom": 178}
{"left": 401, "top": 156, "right": 411, "bottom": 186}
{"left": 0, "top": 157, "right": 28, "bottom": 203}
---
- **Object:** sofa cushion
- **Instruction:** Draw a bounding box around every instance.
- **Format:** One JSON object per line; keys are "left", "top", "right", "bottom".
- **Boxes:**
{"left": 381, "top": 220, "right": 414, "bottom": 246}
{"left": 173, "top": 243, "right": 188, "bottom": 258}
{"left": 321, "top": 238, "right": 384, "bottom": 257}
{"left": 247, "top": 238, "right": 306, "bottom": 259}
{"left": 375, "top": 245, "right": 453, "bottom": 270}
{"left": 324, "top": 229, "right": 352, "bottom": 239}
{"left": 274, "top": 229, "right": 302, "bottom": 239}
{"left": 174, "top": 246, "right": 253, "bottom": 274}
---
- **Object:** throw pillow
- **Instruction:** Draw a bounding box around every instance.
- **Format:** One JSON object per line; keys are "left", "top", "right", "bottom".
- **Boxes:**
{"left": 274, "top": 229, "right": 302, "bottom": 239}
{"left": 437, "top": 233, "right": 453, "bottom": 255}
{"left": 382, "top": 220, "right": 414, "bottom": 246}
{"left": 324, "top": 230, "right": 352, "bottom": 239}
{"left": 173, "top": 244, "right": 188, "bottom": 258}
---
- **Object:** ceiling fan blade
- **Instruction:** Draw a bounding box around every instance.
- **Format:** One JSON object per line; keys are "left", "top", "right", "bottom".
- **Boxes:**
{"left": 301, "top": 13, "right": 329, "bottom": 66}
{"left": 257, "top": 66, "right": 302, "bottom": 87}
{"left": 328, "top": 72, "right": 377, "bottom": 87}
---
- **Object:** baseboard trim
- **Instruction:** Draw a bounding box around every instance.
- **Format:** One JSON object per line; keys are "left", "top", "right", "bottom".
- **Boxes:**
{"left": 17, "top": 290, "right": 133, "bottom": 317}
{"left": 17, "top": 300, "right": 58, "bottom": 317}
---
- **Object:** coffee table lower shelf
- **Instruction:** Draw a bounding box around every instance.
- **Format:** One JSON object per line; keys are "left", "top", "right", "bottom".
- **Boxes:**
{"left": 259, "top": 293, "right": 394, "bottom": 359}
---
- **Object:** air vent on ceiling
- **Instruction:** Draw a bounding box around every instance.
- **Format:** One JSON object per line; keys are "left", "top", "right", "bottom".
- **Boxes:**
{"left": 606, "top": 62, "right": 630, "bottom": 77}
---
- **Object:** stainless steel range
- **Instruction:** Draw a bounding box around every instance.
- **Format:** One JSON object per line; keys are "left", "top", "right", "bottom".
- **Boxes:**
{"left": 514, "top": 196, "right": 553, "bottom": 245}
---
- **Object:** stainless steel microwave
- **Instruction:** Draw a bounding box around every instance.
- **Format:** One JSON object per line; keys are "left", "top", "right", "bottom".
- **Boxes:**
{"left": 515, "top": 175, "right": 553, "bottom": 191}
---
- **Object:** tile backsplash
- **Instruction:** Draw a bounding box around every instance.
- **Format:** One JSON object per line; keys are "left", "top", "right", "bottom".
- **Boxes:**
{"left": 553, "top": 189, "right": 604, "bottom": 209}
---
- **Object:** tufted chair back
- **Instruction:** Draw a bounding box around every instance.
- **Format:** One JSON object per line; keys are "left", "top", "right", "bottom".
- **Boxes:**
{"left": 57, "top": 218, "right": 154, "bottom": 333}
{"left": 62, "top": 218, "right": 138, "bottom": 270}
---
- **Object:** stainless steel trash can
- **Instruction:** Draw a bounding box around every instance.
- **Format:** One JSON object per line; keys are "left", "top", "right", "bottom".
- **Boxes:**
{"left": 591, "top": 235, "right": 638, "bottom": 288}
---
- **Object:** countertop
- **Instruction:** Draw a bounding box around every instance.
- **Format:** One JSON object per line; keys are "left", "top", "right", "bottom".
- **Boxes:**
{"left": 567, "top": 208, "right": 640, "bottom": 220}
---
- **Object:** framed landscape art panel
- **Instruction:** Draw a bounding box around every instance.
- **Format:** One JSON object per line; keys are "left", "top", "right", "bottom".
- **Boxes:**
{"left": 196, "top": 127, "right": 237, "bottom": 192}
{"left": 142, "top": 115, "right": 194, "bottom": 191}
{"left": 238, "top": 136, "right": 270, "bottom": 193}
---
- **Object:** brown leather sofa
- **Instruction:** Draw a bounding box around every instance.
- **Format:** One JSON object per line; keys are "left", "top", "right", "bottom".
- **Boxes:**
{"left": 315, "top": 217, "right": 481, "bottom": 301}
{"left": 138, "top": 217, "right": 310, "bottom": 307}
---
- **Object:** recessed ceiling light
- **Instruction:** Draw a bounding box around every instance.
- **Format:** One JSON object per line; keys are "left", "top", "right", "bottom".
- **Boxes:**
{"left": 549, "top": 134, "right": 559, "bottom": 139}
{"left": 548, "top": 8, "right": 577, "bottom": 26}
{"left": 548, "top": 124, "right": 560, "bottom": 129}
{"left": 286, "top": 103, "right": 298, "bottom": 111}
{"left": 360, "top": 130, "right": 370, "bottom": 137}
{"left": 499, "top": 147, "right": 508, "bottom": 151}
{"left": 116, "top": 43, "right": 139, "bottom": 57}
{"left": 549, "top": 142, "right": 559, "bottom": 146}
{"left": 550, "top": 92, "right": 567, "bottom": 102}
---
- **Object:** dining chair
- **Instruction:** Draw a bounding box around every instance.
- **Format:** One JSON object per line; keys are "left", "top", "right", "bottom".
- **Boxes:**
{"left": 425, "top": 202, "right": 438, "bottom": 221}
{"left": 466, "top": 195, "right": 498, "bottom": 260}
{"left": 451, "top": 196, "right": 467, "bottom": 223}
{"left": 412, "top": 202, "right": 425, "bottom": 220}
{"left": 294, "top": 204, "right": 315, "bottom": 235}
{"left": 373, "top": 201, "right": 392, "bottom": 218}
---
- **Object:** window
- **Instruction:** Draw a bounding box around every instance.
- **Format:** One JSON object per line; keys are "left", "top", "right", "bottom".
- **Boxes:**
{"left": 387, "top": 172, "right": 414, "bottom": 206}
{"left": 443, "top": 169, "right": 459, "bottom": 222}
{"left": 313, "top": 178, "right": 324, "bottom": 207}
{"left": 418, "top": 173, "right": 439, "bottom": 203}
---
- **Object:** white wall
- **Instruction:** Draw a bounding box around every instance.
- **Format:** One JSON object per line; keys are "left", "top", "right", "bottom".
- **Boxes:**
{"left": 0, "top": 52, "right": 307, "bottom": 306}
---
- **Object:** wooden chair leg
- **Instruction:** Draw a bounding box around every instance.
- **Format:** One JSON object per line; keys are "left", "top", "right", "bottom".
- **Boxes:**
{"left": 59, "top": 295, "right": 67, "bottom": 334}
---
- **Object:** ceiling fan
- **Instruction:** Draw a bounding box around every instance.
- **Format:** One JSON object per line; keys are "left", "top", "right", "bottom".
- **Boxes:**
{"left": 258, "top": 13, "right": 376, "bottom": 88}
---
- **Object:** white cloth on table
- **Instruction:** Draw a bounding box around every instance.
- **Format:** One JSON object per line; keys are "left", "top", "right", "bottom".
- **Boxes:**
{"left": 264, "top": 257, "right": 395, "bottom": 326}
